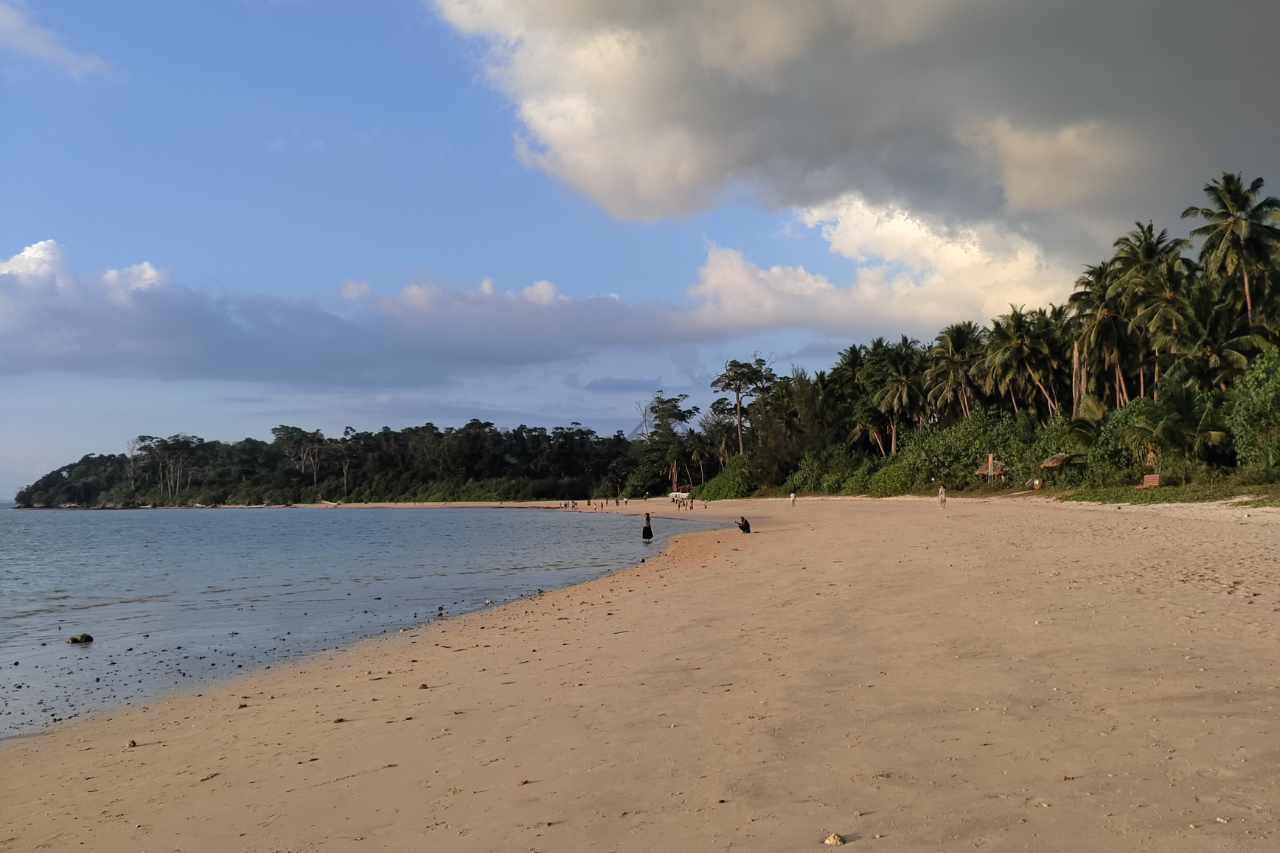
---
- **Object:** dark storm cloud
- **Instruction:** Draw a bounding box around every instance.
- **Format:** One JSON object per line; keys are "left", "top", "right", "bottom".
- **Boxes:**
{"left": 436, "top": 0, "right": 1280, "bottom": 262}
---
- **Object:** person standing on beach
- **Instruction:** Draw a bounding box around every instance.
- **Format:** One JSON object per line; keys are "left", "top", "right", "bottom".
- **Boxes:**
{"left": 938, "top": 483, "right": 947, "bottom": 508}
{"left": 789, "top": 492, "right": 796, "bottom": 507}
{"left": 642, "top": 513, "right": 654, "bottom": 543}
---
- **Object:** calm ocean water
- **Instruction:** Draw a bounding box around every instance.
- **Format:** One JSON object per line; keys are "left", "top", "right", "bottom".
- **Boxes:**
{"left": 0, "top": 506, "right": 708, "bottom": 737}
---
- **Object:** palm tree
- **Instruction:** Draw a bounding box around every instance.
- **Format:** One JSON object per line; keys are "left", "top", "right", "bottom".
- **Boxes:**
{"left": 926, "top": 321, "right": 985, "bottom": 420}
{"left": 1182, "top": 172, "right": 1280, "bottom": 325}
{"left": 1109, "top": 222, "right": 1187, "bottom": 398}
{"left": 1164, "top": 284, "right": 1272, "bottom": 392}
{"left": 979, "top": 306, "right": 1059, "bottom": 418}
{"left": 850, "top": 397, "right": 890, "bottom": 458}
{"left": 1128, "top": 385, "right": 1227, "bottom": 484}
{"left": 1072, "top": 261, "right": 1134, "bottom": 409}
{"left": 871, "top": 337, "right": 925, "bottom": 455}
{"left": 1128, "top": 255, "right": 1197, "bottom": 393}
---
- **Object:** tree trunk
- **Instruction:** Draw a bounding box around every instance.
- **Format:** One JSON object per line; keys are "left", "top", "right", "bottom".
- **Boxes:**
{"left": 1033, "top": 378, "right": 1058, "bottom": 417}
{"left": 1115, "top": 363, "right": 1131, "bottom": 407}
{"left": 734, "top": 392, "right": 744, "bottom": 456}
{"left": 1153, "top": 346, "right": 1160, "bottom": 401}
{"left": 1139, "top": 364, "right": 1145, "bottom": 399}
{"left": 1243, "top": 265, "right": 1254, "bottom": 325}
{"left": 889, "top": 421, "right": 898, "bottom": 456}
{"left": 1071, "top": 340, "right": 1081, "bottom": 419}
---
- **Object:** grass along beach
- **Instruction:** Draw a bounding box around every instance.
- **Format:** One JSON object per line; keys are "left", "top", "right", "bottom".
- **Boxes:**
{"left": 2, "top": 496, "right": 1278, "bottom": 852}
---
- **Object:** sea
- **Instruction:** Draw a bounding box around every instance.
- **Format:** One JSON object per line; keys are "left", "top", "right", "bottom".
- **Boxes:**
{"left": 0, "top": 505, "right": 708, "bottom": 738}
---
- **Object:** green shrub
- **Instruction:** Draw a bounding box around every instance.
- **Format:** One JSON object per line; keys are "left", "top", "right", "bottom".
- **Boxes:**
{"left": 868, "top": 461, "right": 917, "bottom": 496}
{"left": 1085, "top": 400, "right": 1158, "bottom": 486}
{"left": 820, "top": 471, "right": 846, "bottom": 493}
{"left": 698, "top": 456, "right": 756, "bottom": 500}
{"left": 841, "top": 462, "right": 876, "bottom": 495}
{"left": 1228, "top": 351, "right": 1280, "bottom": 474}
{"left": 782, "top": 452, "right": 825, "bottom": 494}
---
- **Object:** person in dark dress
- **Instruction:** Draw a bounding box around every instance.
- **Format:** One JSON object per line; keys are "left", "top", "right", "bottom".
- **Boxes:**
{"left": 642, "top": 512, "right": 654, "bottom": 543}
{"left": 736, "top": 516, "right": 751, "bottom": 534}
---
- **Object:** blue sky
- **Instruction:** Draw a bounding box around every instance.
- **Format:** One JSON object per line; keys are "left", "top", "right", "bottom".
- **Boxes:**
{"left": 3, "top": 1, "right": 1276, "bottom": 495}
{"left": 3, "top": 2, "right": 837, "bottom": 299}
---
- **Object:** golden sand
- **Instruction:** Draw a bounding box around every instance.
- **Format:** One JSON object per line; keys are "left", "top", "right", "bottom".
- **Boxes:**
{"left": 3, "top": 497, "right": 1278, "bottom": 851}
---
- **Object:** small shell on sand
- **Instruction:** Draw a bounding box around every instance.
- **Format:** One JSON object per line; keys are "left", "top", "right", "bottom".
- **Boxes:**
{"left": 823, "top": 832, "right": 845, "bottom": 846}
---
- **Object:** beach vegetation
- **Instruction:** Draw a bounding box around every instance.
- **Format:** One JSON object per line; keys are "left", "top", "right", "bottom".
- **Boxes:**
{"left": 15, "top": 171, "right": 1280, "bottom": 508}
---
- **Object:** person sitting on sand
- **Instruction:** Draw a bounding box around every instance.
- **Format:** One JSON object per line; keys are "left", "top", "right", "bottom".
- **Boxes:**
{"left": 642, "top": 513, "right": 654, "bottom": 543}
{"left": 736, "top": 516, "right": 751, "bottom": 534}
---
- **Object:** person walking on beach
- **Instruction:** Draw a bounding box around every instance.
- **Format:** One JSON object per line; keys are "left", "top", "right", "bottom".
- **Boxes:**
{"left": 642, "top": 512, "right": 654, "bottom": 543}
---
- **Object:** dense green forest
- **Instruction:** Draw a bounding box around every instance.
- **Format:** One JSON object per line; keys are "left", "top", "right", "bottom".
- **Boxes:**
{"left": 16, "top": 172, "right": 1280, "bottom": 508}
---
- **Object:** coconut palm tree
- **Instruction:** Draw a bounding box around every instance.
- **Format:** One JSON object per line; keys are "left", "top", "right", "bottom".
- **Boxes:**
{"left": 979, "top": 306, "right": 1059, "bottom": 418}
{"left": 1128, "top": 254, "right": 1198, "bottom": 393}
{"left": 1182, "top": 172, "right": 1280, "bottom": 325}
{"left": 1128, "top": 384, "right": 1227, "bottom": 484}
{"left": 925, "top": 321, "right": 986, "bottom": 421}
{"left": 1164, "top": 283, "right": 1272, "bottom": 392}
{"left": 872, "top": 337, "right": 925, "bottom": 455}
{"left": 1071, "top": 261, "right": 1134, "bottom": 409}
{"left": 850, "top": 397, "right": 891, "bottom": 458}
{"left": 1109, "top": 222, "right": 1188, "bottom": 397}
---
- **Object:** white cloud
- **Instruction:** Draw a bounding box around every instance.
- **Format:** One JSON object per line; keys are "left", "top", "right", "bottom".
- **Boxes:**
{"left": 520, "top": 280, "right": 562, "bottom": 305}
{"left": 681, "top": 193, "right": 1077, "bottom": 340}
{"left": 103, "top": 261, "right": 166, "bottom": 291}
{"left": 0, "top": 1, "right": 107, "bottom": 78}
{"left": 339, "top": 280, "right": 371, "bottom": 301}
{"left": 0, "top": 239, "right": 71, "bottom": 284}
{"left": 2, "top": 222, "right": 1074, "bottom": 390}
{"left": 0, "top": 240, "right": 688, "bottom": 388}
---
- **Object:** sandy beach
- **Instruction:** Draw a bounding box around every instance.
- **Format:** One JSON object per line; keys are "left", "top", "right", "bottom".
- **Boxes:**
{"left": 3, "top": 496, "right": 1278, "bottom": 852}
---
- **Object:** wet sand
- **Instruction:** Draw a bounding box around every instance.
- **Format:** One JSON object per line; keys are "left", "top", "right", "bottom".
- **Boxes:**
{"left": 2, "top": 496, "right": 1278, "bottom": 851}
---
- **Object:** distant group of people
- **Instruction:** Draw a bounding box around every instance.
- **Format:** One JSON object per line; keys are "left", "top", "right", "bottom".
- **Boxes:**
{"left": 560, "top": 497, "right": 630, "bottom": 512}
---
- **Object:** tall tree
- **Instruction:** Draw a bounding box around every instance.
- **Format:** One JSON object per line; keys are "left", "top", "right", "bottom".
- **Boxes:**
{"left": 926, "top": 321, "right": 985, "bottom": 420}
{"left": 1072, "top": 261, "right": 1134, "bottom": 409}
{"left": 980, "top": 307, "right": 1060, "bottom": 417}
{"left": 711, "top": 357, "right": 775, "bottom": 456}
{"left": 1182, "top": 172, "right": 1280, "bottom": 325}
{"left": 1110, "top": 221, "right": 1188, "bottom": 396}
{"left": 871, "top": 337, "right": 925, "bottom": 455}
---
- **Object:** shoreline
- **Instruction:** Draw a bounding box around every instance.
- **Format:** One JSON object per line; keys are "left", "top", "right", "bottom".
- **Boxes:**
{"left": 1, "top": 504, "right": 717, "bottom": 741}
{"left": 13, "top": 485, "right": 1280, "bottom": 515}
{"left": 3, "top": 497, "right": 1278, "bottom": 851}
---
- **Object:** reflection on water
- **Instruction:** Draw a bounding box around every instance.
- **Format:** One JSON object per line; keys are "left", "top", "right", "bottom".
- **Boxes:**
{"left": 0, "top": 506, "right": 708, "bottom": 736}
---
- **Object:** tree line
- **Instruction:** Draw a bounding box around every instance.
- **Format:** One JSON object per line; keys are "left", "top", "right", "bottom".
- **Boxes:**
{"left": 16, "top": 172, "right": 1280, "bottom": 507}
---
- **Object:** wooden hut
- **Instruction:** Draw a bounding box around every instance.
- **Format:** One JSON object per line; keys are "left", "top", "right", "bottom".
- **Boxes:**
{"left": 974, "top": 458, "right": 1008, "bottom": 482}
{"left": 1039, "top": 452, "right": 1085, "bottom": 484}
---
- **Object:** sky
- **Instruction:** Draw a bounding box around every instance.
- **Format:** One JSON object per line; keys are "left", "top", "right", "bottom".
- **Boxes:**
{"left": 3, "top": 0, "right": 1279, "bottom": 496}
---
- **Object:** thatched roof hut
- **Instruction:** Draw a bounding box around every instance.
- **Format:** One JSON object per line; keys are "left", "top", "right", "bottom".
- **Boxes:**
{"left": 1039, "top": 453, "right": 1073, "bottom": 470}
{"left": 975, "top": 459, "right": 1008, "bottom": 479}
{"left": 1040, "top": 452, "right": 1086, "bottom": 476}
